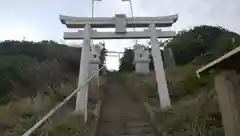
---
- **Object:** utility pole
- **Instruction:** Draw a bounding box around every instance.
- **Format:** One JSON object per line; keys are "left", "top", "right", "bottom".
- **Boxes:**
{"left": 122, "top": 0, "right": 137, "bottom": 44}
{"left": 92, "top": 0, "right": 102, "bottom": 18}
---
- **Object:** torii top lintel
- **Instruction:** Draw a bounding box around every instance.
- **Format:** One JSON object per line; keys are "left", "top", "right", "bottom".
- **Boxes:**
{"left": 60, "top": 14, "right": 178, "bottom": 28}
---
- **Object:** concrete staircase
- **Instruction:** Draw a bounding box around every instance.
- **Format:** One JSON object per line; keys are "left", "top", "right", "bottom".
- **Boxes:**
{"left": 97, "top": 76, "right": 158, "bottom": 136}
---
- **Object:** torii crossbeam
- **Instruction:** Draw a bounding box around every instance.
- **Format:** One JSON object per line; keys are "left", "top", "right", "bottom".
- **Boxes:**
{"left": 63, "top": 30, "right": 176, "bottom": 39}
{"left": 60, "top": 14, "right": 178, "bottom": 28}
{"left": 60, "top": 14, "right": 178, "bottom": 114}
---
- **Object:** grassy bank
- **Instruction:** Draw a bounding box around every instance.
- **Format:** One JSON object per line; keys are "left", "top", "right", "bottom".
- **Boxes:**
{"left": 0, "top": 40, "right": 106, "bottom": 136}
{"left": 0, "top": 76, "right": 106, "bottom": 136}
{"left": 121, "top": 64, "right": 223, "bottom": 136}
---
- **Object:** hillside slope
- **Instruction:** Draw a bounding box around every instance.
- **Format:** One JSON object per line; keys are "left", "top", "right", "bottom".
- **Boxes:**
{"left": 0, "top": 40, "right": 89, "bottom": 135}
{"left": 0, "top": 40, "right": 81, "bottom": 102}
{"left": 117, "top": 25, "right": 240, "bottom": 135}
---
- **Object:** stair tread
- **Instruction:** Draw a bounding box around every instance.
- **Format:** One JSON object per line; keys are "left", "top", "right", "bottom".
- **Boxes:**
{"left": 120, "top": 134, "right": 156, "bottom": 136}
{"left": 121, "top": 127, "right": 155, "bottom": 134}
{"left": 126, "top": 122, "right": 151, "bottom": 127}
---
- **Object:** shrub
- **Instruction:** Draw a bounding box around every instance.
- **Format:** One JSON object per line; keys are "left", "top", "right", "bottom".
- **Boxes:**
{"left": 167, "top": 65, "right": 213, "bottom": 101}
{"left": 0, "top": 55, "right": 35, "bottom": 101}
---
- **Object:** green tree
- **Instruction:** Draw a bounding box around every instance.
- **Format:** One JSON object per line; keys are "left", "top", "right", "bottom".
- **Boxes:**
{"left": 119, "top": 48, "right": 134, "bottom": 72}
{"left": 168, "top": 25, "right": 240, "bottom": 65}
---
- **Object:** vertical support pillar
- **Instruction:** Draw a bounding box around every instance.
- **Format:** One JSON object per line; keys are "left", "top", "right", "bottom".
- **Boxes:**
{"left": 118, "top": 53, "right": 121, "bottom": 66}
{"left": 76, "top": 24, "right": 91, "bottom": 113}
{"left": 149, "top": 23, "right": 171, "bottom": 109}
{"left": 214, "top": 71, "right": 240, "bottom": 136}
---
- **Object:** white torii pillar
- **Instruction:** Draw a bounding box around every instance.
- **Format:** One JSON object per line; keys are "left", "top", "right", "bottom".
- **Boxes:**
{"left": 150, "top": 23, "right": 171, "bottom": 109}
{"left": 76, "top": 24, "right": 91, "bottom": 113}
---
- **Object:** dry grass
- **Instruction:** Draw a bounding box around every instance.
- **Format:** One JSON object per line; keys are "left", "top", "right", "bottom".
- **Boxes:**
{"left": 0, "top": 57, "right": 105, "bottom": 136}
{"left": 123, "top": 64, "right": 207, "bottom": 105}
{"left": 121, "top": 64, "right": 222, "bottom": 136}
{"left": 0, "top": 83, "right": 94, "bottom": 136}
{"left": 156, "top": 90, "right": 224, "bottom": 136}
{"left": 165, "top": 64, "right": 199, "bottom": 83}
{"left": 124, "top": 73, "right": 157, "bottom": 101}
{"left": 0, "top": 94, "right": 52, "bottom": 136}
{"left": 37, "top": 113, "right": 94, "bottom": 136}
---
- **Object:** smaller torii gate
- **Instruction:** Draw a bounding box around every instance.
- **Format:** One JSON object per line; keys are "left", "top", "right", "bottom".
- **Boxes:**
{"left": 107, "top": 51, "right": 124, "bottom": 59}
{"left": 60, "top": 14, "right": 178, "bottom": 113}
{"left": 107, "top": 51, "right": 124, "bottom": 68}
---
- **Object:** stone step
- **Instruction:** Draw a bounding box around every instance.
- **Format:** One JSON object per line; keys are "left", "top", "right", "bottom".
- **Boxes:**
{"left": 121, "top": 127, "right": 155, "bottom": 134}
{"left": 100, "top": 117, "right": 149, "bottom": 121}
{"left": 126, "top": 122, "right": 151, "bottom": 127}
{"left": 120, "top": 134, "right": 156, "bottom": 136}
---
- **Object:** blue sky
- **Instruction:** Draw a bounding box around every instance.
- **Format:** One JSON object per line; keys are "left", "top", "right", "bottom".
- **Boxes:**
{"left": 0, "top": 0, "right": 239, "bottom": 69}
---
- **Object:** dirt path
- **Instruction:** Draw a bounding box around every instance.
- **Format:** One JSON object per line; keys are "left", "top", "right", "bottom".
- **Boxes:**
{"left": 97, "top": 75, "right": 158, "bottom": 136}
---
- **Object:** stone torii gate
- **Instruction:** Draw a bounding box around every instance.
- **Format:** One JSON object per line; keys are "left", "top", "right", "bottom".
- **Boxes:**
{"left": 60, "top": 14, "right": 178, "bottom": 113}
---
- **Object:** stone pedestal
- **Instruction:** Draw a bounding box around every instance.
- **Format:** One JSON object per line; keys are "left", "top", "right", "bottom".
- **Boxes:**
{"left": 135, "top": 61, "right": 150, "bottom": 74}
{"left": 134, "top": 44, "right": 150, "bottom": 74}
{"left": 89, "top": 61, "right": 100, "bottom": 77}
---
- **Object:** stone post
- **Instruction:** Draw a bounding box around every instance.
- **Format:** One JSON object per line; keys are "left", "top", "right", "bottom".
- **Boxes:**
{"left": 214, "top": 71, "right": 240, "bottom": 136}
